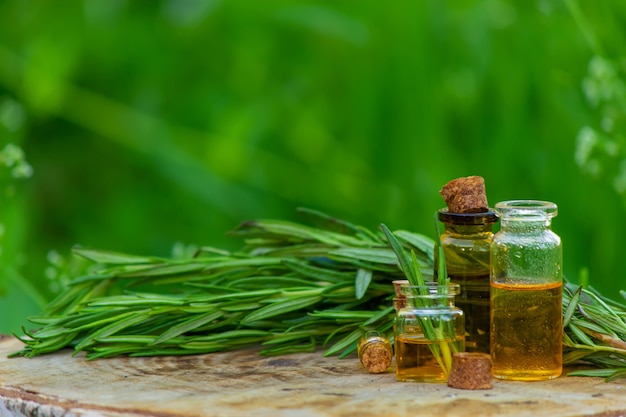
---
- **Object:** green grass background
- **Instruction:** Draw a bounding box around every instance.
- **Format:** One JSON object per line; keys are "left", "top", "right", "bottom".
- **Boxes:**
{"left": 1, "top": 0, "right": 626, "bottom": 334}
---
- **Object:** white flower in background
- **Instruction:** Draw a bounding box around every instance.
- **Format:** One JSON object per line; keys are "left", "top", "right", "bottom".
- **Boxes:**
{"left": 0, "top": 97, "right": 25, "bottom": 132}
{"left": 0, "top": 143, "right": 33, "bottom": 179}
{"left": 575, "top": 54, "right": 626, "bottom": 199}
{"left": 575, "top": 126, "right": 600, "bottom": 176}
{"left": 614, "top": 160, "right": 626, "bottom": 195}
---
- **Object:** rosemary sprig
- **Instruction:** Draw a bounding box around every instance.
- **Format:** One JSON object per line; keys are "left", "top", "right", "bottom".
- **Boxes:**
{"left": 563, "top": 280, "right": 626, "bottom": 381}
{"left": 380, "top": 223, "right": 458, "bottom": 377}
{"left": 12, "top": 209, "right": 434, "bottom": 360}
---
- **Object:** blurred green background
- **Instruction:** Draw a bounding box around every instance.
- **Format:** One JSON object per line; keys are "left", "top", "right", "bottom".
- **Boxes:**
{"left": 1, "top": 0, "right": 626, "bottom": 334}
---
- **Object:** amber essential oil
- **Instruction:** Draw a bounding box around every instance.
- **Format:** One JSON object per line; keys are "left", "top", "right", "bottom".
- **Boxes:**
{"left": 450, "top": 272, "right": 490, "bottom": 353}
{"left": 395, "top": 333, "right": 465, "bottom": 383}
{"left": 490, "top": 281, "right": 562, "bottom": 381}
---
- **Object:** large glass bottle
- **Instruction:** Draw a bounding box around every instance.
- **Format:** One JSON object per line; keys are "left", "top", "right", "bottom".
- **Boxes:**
{"left": 490, "top": 200, "right": 562, "bottom": 381}
{"left": 437, "top": 209, "right": 498, "bottom": 354}
{"left": 394, "top": 283, "right": 465, "bottom": 382}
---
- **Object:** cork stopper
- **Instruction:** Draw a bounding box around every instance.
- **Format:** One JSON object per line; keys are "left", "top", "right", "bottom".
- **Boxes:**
{"left": 358, "top": 332, "right": 393, "bottom": 374}
{"left": 440, "top": 176, "right": 489, "bottom": 213}
{"left": 392, "top": 280, "right": 409, "bottom": 310}
{"left": 447, "top": 352, "right": 493, "bottom": 390}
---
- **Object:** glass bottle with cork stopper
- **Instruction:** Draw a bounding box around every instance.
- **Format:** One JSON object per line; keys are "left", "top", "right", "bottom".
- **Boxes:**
{"left": 436, "top": 209, "right": 498, "bottom": 353}
{"left": 437, "top": 176, "right": 497, "bottom": 354}
{"left": 490, "top": 200, "right": 562, "bottom": 381}
{"left": 357, "top": 330, "right": 393, "bottom": 374}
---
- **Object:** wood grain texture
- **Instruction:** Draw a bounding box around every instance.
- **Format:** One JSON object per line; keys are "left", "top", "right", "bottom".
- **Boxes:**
{"left": 0, "top": 336, "right": 625, "bottom": 417}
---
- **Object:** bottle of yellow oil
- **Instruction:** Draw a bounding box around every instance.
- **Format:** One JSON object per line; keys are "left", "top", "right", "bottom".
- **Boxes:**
{"left": 437, "top": 209, "right": 498, "bottom": 354}
{"left": 490, "top": 200, "right": 562, "bottom": 381}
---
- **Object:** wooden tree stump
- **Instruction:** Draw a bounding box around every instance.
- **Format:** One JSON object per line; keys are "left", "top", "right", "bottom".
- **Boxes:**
{"left": 0, "top": 336, "right": 625, "bottom": 417}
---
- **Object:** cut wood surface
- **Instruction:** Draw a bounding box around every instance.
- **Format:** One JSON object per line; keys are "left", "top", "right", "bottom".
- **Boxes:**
{"left": 0, "top": 335, "right": 625, "bottom": 417}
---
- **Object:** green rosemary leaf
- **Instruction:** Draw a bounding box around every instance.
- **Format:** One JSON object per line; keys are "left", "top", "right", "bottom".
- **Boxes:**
{"left": 128, "top": 349, "right": 207, "bottom": 357}
{"left": 323, "top": 328, "right": 363, "bottom": 357}
{"left": 582, "top": 288, "right": 625, "bottom": 322}
{"left": 87, "top": 295, "right": 186, "bottom": 307}
{"left": 246, "top": 243, "right": 332, "bottom": 258}
{"left": 261, "top": 329, "right": 326, "bottom": 345}
{"left": 330, "top": 248, "right": 397, "bottom": 265}
{"left": 220, "top": 302, "right": 264, "bottom": 312}
{"left": 25, "top": 326, "right": 74, "bottom": 339}
{"left": 193, "top": 246, "right": 232, "bottom": 257}
{"left": 329, "top": 256, "right": 400, "bottom": 273}
{"left": 437, "top": 244, "right": 447, "bottom": 286}
{"left": 308, "top": 310, "right": 376, "bottom": 320}
{"left": 230, "top": 219, "right": 343, "bottom": 245}
{"left": 337, "top": 342, "right": 359, "bottom": 359}
{"left": 567, "top": 368, "right": 620, "bottom": 378}
{"left": 322, "top": 323, "right": 357, "bottom": 347}
{"left": 152, "top": 310, "right": 224, "bottom": 345}
{"left": 259, "top": 338, "right": 316, "bottom": 356}
{"left": 241, "top": 295, "right": 323, "bottom": 324}
{"left": 187, "top": 329, "right": 272, "bottom": 343}
{"left": 44, "top": 282, "right": 94, "bottom": 314}
{"left": 410, "top": 250, "right": 426, "bottom": 288}
{"left": 117, "top": 262, "right": 207, "bottom": 277}
{"left": 21, "top": 332, "right": 80, "bottom": 355}
{"left": 194, "top": 311, "right": 245, "bottom": 332}
{"left": 563, "top": 349, "right": 593, "bottom": 364}
{"left": 72, "top": 246, "right": 157, "bottom": 265}
{"left": 66, "top": 273, "right": 116, "bottom": 286}
{"left": 563, "top": 285, "right": 582, "bottom": 328}
{"left": 574, "top": 319, "right": 616, "bottom": 338}
{"left": 361, "top": 306, "right": 395, "bottom": 327}
{"left": 355, "top": 268, "right": 372, "bottom": 300}
{"left": 74, "top": 310, "right": 152, "bottom": 351}
{"left": 568, "top": 321, "right": 597, "bottom": 346}
{"left": 321, "top": 281, "right": 355, "bottom": 296}
{"left": 580, "top": 286, "right": 626, "bottom": 310}
{"left": 26, "top": 315, "right": 71, "bottom": 326}
{"left": 11, "top": 330, "right": 35, "bottom": 346}
{"left": 228, "top": 276, "right": 320, "bottom": 290}
{"left": 282, "top": 259, "right": 353, "bottom": 283}
{"left": 191, "top": 288, "right": 282, "bottom": 303}
{"left": 86, "top": 349, "right": 144, "bottom": 360}
{"left": 380, "top": 224, "right": 417, "bottom": 286}
{"left": 605, "top": 369, "right": 626, "bottom": 382}
{"left": 95, "top": 335, "right": 158, "bottom": 345}
{"left": 394, "top": 230, "right": 436, "bottom": 262}
{"left": 578, "top": 307, "right": 626, "bottom": 336}
{"left": 562, "top": 332, "right": 579, "bottom": 348}
{"left": 202, "top": 257, "right": 285, "bottom": 271}
{"left": 357, "top": 226, "right": 385, "bottom": 244}
{"left": 296, "top": 207, "right": 363, "bottom": 235}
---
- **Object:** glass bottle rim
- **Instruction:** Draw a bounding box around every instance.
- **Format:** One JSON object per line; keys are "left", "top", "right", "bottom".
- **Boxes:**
{"left": 438, "top": 208, "right": 498, "bottom": 225}
{"left": 494, "top": 200, "right": 558, "bottom": 219}
{"left": 399, "top": 283, "right": 460, "bottom": 297}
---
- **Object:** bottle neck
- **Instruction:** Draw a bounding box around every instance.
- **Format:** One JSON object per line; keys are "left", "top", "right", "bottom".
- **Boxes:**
{"left": 443, "top": 223, "right": 494, "bottom": 235}
{"left": 499, "top": 218, "right": 552, "bottom": 232}
{"left": 404, "top": 295, "right": 456, "bottom": 308}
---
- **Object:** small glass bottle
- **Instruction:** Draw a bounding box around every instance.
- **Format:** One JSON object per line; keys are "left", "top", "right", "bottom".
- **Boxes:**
{"left": 357, "top": 331, "right": 393, "bottom": 374}
{"left": 490, "top": 200, "right": 563, "bottom": 381}
{"left": 437, "top": 209, "right": 498, "bottom": 354}
{"left": 394, "top": 283, "right": 465, "bottom": 382}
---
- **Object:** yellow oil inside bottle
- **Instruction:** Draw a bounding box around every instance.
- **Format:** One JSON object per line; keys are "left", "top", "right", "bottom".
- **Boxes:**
{"left": 490, "top": 281, "right": 562, "bottom": 381}
{"left": 394, "top": 333, "right": 464, "bottom": 382}
{"left": 450, "top": 272, "right": 490, "bottom": 353}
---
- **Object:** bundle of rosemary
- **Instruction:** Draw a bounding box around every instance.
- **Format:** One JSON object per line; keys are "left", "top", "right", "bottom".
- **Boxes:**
{"left": 11, "top": 208, "right": 626, "bottom": 380}
{"left": 12, "top": 208, "right": 434, "bottom": 360}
